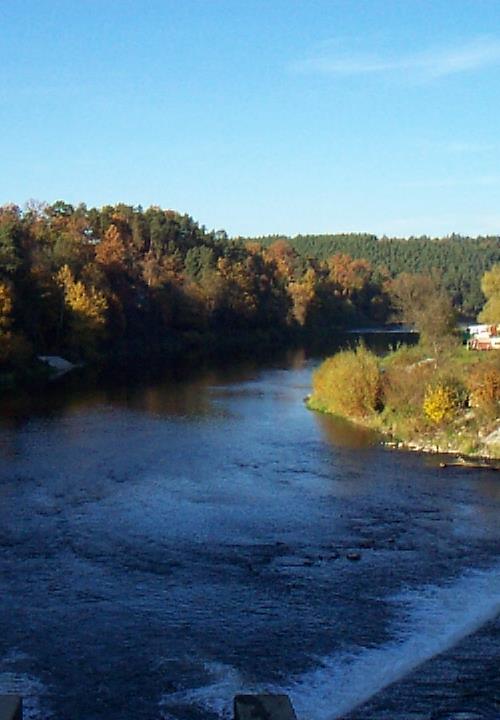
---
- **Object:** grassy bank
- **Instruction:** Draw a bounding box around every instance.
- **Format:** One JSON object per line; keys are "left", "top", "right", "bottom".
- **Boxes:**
{"left": 308, "top": 341, "right": 500, "bottom": 460}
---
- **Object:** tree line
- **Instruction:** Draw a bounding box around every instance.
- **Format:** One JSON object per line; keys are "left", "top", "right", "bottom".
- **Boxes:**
{"left": 244, "top": 232, "right": 500, "bottom": 316}
{"left": 0, "top": 201, "right": 498, "bottom": 375}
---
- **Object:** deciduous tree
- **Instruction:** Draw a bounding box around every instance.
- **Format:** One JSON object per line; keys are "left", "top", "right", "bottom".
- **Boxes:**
{"left": 56, "top": 265, "right": 108, "bottom": 360}
{"left": 478, "top": 263, "right": 500, "bottom": 323}
{"left": 389, "top": 272, "right": 456, "bottom": 349}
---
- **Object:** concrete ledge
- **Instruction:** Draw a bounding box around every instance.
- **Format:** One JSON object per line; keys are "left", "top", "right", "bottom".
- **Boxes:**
{"left": 234, "top": 694, "right": 297, "bottom": 720}
{"left": 0, "top": 696, "right": 22, "bottom": 720}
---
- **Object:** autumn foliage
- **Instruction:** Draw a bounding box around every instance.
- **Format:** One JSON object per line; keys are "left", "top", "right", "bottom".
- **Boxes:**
{"left": 308, "top": 325, "right": 498, "bottom": 457}
{"left": 310, "top": 344, "right": 382, "bottom": 419}
{"left": 422, "top": 382, "right": 462, "bottom": 424}
{"left": 0, "top": 201, "right": 498, "bottom": 380}
{"left": 478, "top": 263, "right": 500, "bottom": 324}
{"left": 466, "top": 360, "right": 500, "bottom": 417}
{"left": 56, "top": 265, "right": 108, "bottom": 359}
{"left": 0, "top": 202, "right": 395, "bottom": 369}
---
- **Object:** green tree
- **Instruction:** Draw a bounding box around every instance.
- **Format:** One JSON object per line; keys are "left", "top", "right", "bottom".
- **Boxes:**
{"left": 184, "top": 246, "right": 215, "bottom": 282}
{"left": 389, "top": 272, "right": 456, "bottom": 349}
{"left": 0, "top": 207, "right": 22, "bottom": 275}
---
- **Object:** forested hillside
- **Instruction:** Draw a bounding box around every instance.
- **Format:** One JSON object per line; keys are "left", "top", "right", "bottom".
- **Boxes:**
{"left": 248, "top": 233, "right": 500, "bottom": 316}
{"left": 0, "top": 202, "right": 498, "bottom": 378}
{"left": 0, "top": 202, "right": 389, "bottom": 372}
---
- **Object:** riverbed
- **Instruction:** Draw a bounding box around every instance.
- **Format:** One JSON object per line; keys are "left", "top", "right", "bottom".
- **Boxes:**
{"left": 0, "top": 351, "right": 498, "bottom": 719}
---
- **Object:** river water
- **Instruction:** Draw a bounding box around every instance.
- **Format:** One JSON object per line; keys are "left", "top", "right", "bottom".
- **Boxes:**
{"left": 0, "top": 350, "right": 498, "bottom": 720}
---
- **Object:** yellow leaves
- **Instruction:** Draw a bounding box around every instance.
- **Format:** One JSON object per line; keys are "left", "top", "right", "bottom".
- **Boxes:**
{"left": 478, "top": 263, "right": 500, "bottom": 323}
{"left": 55, "top": 264, "right": 73, "bottom": 292}
{"left": 423, "top": 384, "right": 459, "bottom": 424}
{"left": 55, "top": 265, "right": 107, "bottom": 359}
{"left": 56, "top": 265, "right": 107, "bottom": 324}
{"left": 65, "top": 280, "right": 107, "bottom": 325}
{"left": 481, "top": 263, "right": 500, "bottom": 299}
{"left": 310, "top": 344, "right": 382, "bottom": 419}
{"left": 288, "top": 268, "right": 317, "bottom": 325}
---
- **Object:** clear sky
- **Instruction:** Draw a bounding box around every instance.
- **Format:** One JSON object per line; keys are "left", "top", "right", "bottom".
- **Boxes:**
{"left": 1, "top": 0, "right": 500, "bottom": 237}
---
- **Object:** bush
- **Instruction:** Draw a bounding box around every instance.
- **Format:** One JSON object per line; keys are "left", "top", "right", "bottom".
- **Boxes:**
{"left": 383, "top": 357, "right": 435, "bottom": 415}
{"left": 467, "top": 361, "right": 500, "bottom": 417}
{"left": 423, "top": 380, "right": 465, "bottom": 424}
{"left": 310, "top": 343, "right": 382, "bottom": 419}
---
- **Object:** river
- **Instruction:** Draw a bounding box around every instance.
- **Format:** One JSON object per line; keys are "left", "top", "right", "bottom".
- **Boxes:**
{"left": 0, "top": 349, "right": 498, "bottom": 720}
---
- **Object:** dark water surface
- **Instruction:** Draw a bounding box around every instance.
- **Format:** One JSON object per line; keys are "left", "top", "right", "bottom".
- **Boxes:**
{"left": 0, "top": 351, "right": 498, "bottom": 720}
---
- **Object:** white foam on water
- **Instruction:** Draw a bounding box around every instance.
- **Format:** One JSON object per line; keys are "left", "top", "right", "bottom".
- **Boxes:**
{"left": 160, "top": 563, "right": 500, "bottom": 720}
{"left": 281, "top": 563, "right": 500, "bottom": 719}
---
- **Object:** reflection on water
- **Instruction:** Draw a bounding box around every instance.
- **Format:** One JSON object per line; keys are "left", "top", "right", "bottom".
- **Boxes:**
{"left": 315, "top": 412, "right": 379, "bottom": 450}
{"left": 0, "top": 349, "right": 308, "bottom": 427}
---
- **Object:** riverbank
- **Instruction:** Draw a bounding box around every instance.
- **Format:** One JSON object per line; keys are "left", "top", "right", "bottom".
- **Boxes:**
{"left": 307, "top": 342, "right": 500, "bottom": 462}
{"left": 309, "top": 397, "right": 500, "bottom": 464}
{"left": 382, "top": 425, "right": 500, "bottom": 462}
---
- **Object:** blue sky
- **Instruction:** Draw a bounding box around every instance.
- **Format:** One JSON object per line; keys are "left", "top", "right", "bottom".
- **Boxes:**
{"left": 1, "top": 0, "right": 500, "bottom": 237}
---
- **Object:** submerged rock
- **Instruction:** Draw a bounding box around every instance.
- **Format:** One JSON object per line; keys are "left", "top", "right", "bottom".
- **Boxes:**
{"left": 346, "top": 552, "right": 362, "bottom": 561}
{"left": 359, "top": 538, "right": 375, "bottom": 549}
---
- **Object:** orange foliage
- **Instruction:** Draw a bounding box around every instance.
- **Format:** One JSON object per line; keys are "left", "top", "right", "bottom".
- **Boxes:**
{"left": 95, "top": 224, "right": 127, "bottom": 270}
{"left": 467, "top": 361, "right": 500, "bottom": 415}
{"left": 264, "top": 240, "right": 297, "bottom": 279}
{"left": 327, "top": 253, "right": 372, "bottom": 296}
{"left": 288, "top": 268, "right": 316, "bottom": 325}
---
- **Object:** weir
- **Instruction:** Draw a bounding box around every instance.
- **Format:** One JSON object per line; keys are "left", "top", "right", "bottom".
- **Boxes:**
{"left": 0, "top": 696, "right": 22, "bottom": 720}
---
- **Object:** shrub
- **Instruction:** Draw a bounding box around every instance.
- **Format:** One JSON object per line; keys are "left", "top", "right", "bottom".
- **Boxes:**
{"left": 382, "top": 357, "right": 435, "bottom": 415}
{"left": 423, "top": 381, "right": 464, "bottom": 424}
{"left": 310, "top": 343, "right": 382, "bottom": 420}
{"left": 467, "top": 362, "right": 500, "bottom": 416}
